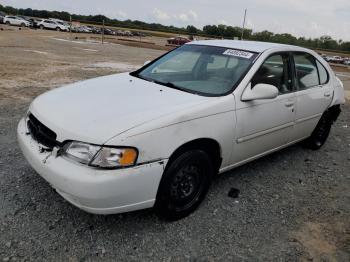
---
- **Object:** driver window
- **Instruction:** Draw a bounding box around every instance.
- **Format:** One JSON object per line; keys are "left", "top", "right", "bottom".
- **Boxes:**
{"left": 251, "top": 54, "right": 292, "bottom": 94}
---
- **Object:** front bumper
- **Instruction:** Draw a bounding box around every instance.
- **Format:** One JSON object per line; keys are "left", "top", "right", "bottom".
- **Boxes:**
{"left": 17, "top": 118, "right": 167, "bottom": 214}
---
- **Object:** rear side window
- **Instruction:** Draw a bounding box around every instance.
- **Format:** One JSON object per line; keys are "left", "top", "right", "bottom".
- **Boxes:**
{"left": 294, "top": 53, "right": 319, "bottom": 89}
{"left": 316, "top": 60, "right": 329, "bottom": 85}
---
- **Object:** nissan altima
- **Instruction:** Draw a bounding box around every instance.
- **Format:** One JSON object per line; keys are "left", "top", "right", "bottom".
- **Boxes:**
{"left": 18, "top": 40, "right": 345, "bottom": 220}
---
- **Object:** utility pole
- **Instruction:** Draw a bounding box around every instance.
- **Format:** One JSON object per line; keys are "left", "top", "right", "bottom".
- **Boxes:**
{"left": 102, "top": 19, "right": 105, "bottom": 44}
{"left": 241, "top": 9, "right": 247, "bottom": 40}
{"left": 69, "top": 15, "right": 72, "bottom": 40}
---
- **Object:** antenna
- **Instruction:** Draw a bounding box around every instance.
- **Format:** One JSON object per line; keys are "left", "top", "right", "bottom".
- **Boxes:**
{"left": 241, "top": 9, "right": 247, "bottom": 40}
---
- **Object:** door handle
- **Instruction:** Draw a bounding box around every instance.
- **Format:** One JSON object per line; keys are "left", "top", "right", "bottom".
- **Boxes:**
{"left": 324, "top": 91, "right": 331, "bottom": 97}
{"left": 284, "top": 101, "right": 294, "bottom": 107}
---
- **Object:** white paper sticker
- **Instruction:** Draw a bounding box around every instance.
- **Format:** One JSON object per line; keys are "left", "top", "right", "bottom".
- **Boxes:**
{"left": 223, "top": 49, "right": 253, "bottom": 59}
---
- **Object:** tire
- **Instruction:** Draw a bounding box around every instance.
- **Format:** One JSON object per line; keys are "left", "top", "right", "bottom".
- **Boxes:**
{"left": 6, "top": 21, "right": 10, "bottom": 25}
{"left": 56, "top": 27, "right": 60, "bottom": 32}
{"left": 40, "top": 25, "right": 44, "bottom": 30}
{"left": 303, "top": 110, "right": 333, "bottom": 150}
{"left": 20, "top": 23, "right": 25, "bottom": 27}
{"left": 154, "top": 150, "right": 213, "bottom": 220}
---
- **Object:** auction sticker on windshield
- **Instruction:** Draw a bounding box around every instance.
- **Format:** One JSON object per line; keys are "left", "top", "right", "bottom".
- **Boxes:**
{"left": 223, "top": 49, "right": 253, "bottom": 59}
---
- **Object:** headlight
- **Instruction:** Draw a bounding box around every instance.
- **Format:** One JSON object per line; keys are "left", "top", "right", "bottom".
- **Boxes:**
{"left": 62, "top": 141, "right": 138, "bottom": 168}
{"left": 90, "top": 147, "right": 138, "bottom": 168}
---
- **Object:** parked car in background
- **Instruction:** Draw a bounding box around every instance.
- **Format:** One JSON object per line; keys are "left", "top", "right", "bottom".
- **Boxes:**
{"left": 167, "top": 36, "right": 191, "bottom": 46}
{"left": 32, "top": 18, "right": 43, "bottom": 28}
{"left": 37, "top": 19, "right": 69, "bottom": 31}
{"left": 0, "top": 11, "right": 6, "bottom": 24}
{"left": 56, "top": 21, "right": 70, "bottom": 29}
{"left": 78, "top": 26, "right": 93, "bottom": 33}
{"left": 329, "top": 56, "right": 344, "bottom": 64}
{"left": 103, "top": 28, "right": 115, "bottom": 35}
{"left": 18, "top": 40, "right": 345, "bottom": 220}
{"left": 3, "top": 16, "right": 31, "bottom": 27}
{"left": 132, "top": 31, "right": 146, "bottom": 37}
{"left": 48, "top": 18, "right": 67, "bottom": 24}
{"left": 17, "top": 16, "right": 34, "bottom": 27}
{"left": 344, "top": 59, "right": 350, "bottom": 66}
{"left": 91, "top": 27, "right": 102, "bottom": 34}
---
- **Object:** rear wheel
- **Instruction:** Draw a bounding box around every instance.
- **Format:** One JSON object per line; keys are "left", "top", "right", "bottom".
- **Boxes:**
{"left": 154, "top": 150, "right": 213, "bottom": 220}
{"left": 303, "top": 110, "right": 333, "bottom": 150}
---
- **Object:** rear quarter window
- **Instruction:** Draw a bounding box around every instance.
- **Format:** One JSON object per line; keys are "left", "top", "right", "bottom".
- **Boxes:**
{"left": 316, "top": 60, "right": 329, "bottom": 85}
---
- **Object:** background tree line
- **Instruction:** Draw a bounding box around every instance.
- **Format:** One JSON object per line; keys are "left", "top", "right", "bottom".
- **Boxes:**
{"left": 1, "top": 4, "right": 349, "bottom": 52}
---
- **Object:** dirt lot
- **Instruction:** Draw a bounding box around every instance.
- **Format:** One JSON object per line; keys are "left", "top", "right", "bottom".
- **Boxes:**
{"left": 0, "top": 28, "right": 349, "bottom": 261}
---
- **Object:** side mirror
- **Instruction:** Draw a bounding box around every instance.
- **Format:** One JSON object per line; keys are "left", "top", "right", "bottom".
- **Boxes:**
{"left": 144, "top": 60, "right": 151, "bottom": 66}
{"left": 241, "top": 83, "right": 278, "bottom": 101}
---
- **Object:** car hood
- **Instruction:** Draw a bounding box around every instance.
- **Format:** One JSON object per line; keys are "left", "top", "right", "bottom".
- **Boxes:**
{"left": 29, "top": 73, "right": 209, "bottom": 144}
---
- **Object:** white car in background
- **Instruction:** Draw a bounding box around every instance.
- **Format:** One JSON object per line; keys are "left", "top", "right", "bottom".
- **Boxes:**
{"left": 18, "top": 40, "right": 345, "bottom": 220}
{"left": 3, "top": 16, "right": 31, "bottom": 27}
{"left": 37, "top": 19, "right": 69, "bottom": 31}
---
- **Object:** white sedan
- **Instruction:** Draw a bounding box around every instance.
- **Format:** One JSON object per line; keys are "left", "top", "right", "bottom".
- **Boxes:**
{"left": 3, "top": 16, "right": 31, "bottom": 27}
{"left": 17, "top": 40, "right": 345, "bottom": 220}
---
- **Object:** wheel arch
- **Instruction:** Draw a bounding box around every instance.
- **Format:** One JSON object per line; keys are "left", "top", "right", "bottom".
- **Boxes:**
{"left": 166, "top": 138, "right": 222, "bottom": 173}
{"left": 327, "top": 104, "right": 341, "bottom": 123}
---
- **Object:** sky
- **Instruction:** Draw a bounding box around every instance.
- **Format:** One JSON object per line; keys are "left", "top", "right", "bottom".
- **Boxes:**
{"left": 1, "top": 0, "right": 350, "bottom": 41}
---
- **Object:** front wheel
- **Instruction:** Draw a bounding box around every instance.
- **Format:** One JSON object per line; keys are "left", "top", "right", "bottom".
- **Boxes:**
{"left": 40, "top": 25, "right": 44, "bottom": 30}
{"left": 56, "top": 27, "right": 60, "bottom": 31}
{"left": 20, "top": 23, "right": 25, "bottom": 27}
{"left": 303, "top": 110, "right": 333, "bottom": 150}
{"left": 154, "top": 150, "right": 213, "bottom": 220}
{"left": 6, "top": 21, "right": 10, "bottom": 25}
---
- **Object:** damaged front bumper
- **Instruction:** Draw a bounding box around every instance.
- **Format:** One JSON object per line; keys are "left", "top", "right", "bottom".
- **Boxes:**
{"left": 17, "top": 118, "right": 167, "bottom": 215}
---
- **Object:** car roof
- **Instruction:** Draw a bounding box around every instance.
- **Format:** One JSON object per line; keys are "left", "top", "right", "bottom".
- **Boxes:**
{"left": 188, "top": 40, "right": 306, "bottom": 53}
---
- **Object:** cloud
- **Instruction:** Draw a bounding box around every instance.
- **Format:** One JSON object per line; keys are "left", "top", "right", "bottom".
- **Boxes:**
{"left": 117, "top": 11, "right": 127, "bottom": 19}
{"left": 218, "top": 20, "right": 228, "bottom": 25}
{"left": 188, "top": 10, "right": 198, "bottom": 20}
{"left": 175, "top": 13, "right": 189, "bottom": 22}
{"left": 152, "top": 8, "right": 171, "bottom": 21}
{"left": 153, "top": 9, "right": 198, "bottom": 24}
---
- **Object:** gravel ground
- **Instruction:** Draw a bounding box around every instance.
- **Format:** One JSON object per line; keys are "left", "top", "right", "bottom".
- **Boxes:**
{"left": 0, "top": 29, "right": 349, "bottom": 262}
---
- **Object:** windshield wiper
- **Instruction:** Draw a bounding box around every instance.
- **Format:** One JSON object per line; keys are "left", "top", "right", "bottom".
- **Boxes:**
{"left": 152, "top": 80, "right": 198, "bottom": 94}
{"left": 130, "top": 73, "right": 198, "bottom": 95}
{"left": 152, "top": 80, "right": 178, "bottom": 88}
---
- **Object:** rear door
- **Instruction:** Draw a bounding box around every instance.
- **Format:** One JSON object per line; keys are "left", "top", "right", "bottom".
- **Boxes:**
{"left": 232, "top": 52, "right": 296, "bottom": 164}
{"left": 290, "top": 52, "right": 333, "bottom": 141}
{"left": 9, "top": 17, "right": 19, "bottom": 25}
{"left": 44, "top": 20, "right": 54, "bottom": 29}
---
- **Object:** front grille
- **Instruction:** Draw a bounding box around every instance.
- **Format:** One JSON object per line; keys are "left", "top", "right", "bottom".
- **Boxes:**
{"left": 27, "top": 113, "right": 58, "bottom": 149}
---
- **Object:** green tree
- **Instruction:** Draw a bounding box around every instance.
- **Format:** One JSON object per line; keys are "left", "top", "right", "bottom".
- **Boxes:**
{"left": 186, "top": 25, "right": 198, "bottom": 34}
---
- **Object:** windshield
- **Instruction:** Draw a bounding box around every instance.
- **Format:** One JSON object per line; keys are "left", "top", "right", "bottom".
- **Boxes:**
{"left": 133, "top": 44, "right": 257, "bottom": 96}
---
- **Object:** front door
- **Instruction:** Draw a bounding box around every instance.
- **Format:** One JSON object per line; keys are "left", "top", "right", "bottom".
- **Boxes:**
{"left": 232, "top": 52, "right": 296, "bottom": 164}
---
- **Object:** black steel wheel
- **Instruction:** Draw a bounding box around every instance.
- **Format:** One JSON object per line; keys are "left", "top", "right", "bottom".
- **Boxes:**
{"left": 154, "top": 150, "right": 213, "bottom": 220}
